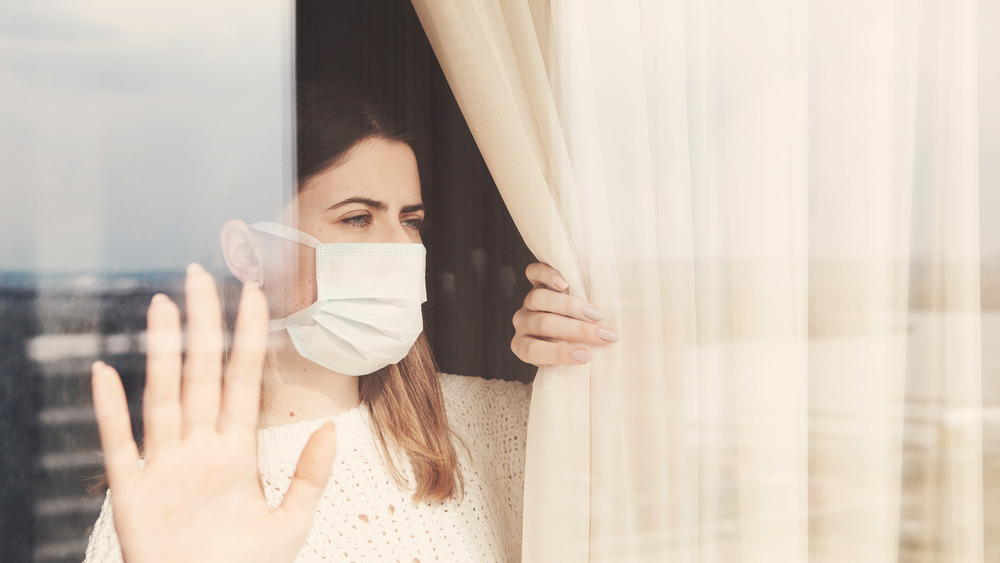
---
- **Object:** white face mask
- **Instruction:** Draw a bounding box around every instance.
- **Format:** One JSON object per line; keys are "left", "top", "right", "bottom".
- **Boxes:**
{"left": 249, "top": 221, "right": 427, "bottom": 376}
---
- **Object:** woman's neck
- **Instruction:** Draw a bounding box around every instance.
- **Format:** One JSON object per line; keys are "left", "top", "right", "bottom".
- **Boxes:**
{"left": 257, "top": 335, "right": 361, "bottom": 429}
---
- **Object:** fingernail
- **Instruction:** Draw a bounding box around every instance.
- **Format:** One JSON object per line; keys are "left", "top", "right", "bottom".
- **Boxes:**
{"left": 91, "top": 360, "right": 106, "bottom": 371}
{"left": 187, "top": 263, "right": 204, "bottom": 276}
{"left": 583, "top": 306, "right": 604, "bottom": 322}
{"left": 597, "top": 328, "right": 620, "bottom": 342}
{"left": 552, "top": 276, "right": 569, "bottom": 290}
{"left": 571, "top": 349, "right": 592, "bottom": 363}
{"left": 151, "top": 293, "right": 168, "bottom": 305}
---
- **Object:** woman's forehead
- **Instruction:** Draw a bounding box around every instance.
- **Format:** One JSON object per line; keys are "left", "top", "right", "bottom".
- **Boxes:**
{"left": 293, "top": 139, "right": 422, "bottom": 214}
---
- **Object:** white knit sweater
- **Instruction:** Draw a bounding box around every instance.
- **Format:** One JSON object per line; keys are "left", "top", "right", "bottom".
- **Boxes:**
{"left": 84, "top": 373, "right": 531, "bottom": 562}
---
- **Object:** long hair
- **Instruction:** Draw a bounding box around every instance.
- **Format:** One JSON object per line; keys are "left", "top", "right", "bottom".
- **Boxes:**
{"left": 295, "top": 86, "right": 462, "bottom": 503}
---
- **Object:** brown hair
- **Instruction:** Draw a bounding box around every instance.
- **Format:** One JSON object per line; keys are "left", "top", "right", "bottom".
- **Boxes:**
{"left": 360, "top": 334, "right": 463, "bottom": 502}
{"left": 295, "top": 86, "right": 462, "bottom": 502}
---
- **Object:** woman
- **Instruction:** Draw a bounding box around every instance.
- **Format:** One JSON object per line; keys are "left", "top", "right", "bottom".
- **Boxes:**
{"left": 84, "top": 91, "right": 618, "bottom": 562}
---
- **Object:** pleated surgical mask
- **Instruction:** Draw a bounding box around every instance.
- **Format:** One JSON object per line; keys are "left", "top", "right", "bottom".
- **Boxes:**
{"left": 249, "top": 221, "right": 426, "bottom": 376}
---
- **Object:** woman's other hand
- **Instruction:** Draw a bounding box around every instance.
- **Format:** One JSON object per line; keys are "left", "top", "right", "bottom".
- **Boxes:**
{"left": 91, "top": 264, "right": 337, "bottom": 563}
{"left": 511, "top": 263, "right": 620, "bottom": 366}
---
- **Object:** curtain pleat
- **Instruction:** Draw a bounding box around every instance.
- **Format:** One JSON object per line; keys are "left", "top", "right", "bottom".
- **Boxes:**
{"left": 916, "top": 1, "right": 984, "bottom": 559}
{"left": 807, "top": 1, "right": 912, "bottom": 559}
{"left": 411, "top": 3, "right": 593, "bottom": 561}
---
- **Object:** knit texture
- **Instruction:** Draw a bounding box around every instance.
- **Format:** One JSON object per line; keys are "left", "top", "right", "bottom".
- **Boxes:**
{"left": 83, "top": 373, "right": 531, "bottom": 562}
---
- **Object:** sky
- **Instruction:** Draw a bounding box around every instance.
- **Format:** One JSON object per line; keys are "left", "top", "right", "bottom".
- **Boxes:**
{"left": 0, "top": 0, "right": 291, "bottom": 273}
{"left": 0, "top": 1, "right": 996, "bottom": 274}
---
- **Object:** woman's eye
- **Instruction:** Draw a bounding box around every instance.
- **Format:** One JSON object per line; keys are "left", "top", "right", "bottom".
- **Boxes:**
{"left": 402, "top": 217, "right": 424, "bottom": 230}
{"left": 341, "top": 214, "right": 372, "bottom": 228}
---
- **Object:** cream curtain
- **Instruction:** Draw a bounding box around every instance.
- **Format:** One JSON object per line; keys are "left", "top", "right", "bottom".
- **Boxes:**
{"left": 411, "top": 1, "right": 992, "bottom": 561}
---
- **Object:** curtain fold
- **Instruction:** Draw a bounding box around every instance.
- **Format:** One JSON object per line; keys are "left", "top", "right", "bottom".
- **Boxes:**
{"left": 412, "top": 0, "right": 989, "bottom": 561}
{"left": 411, "top": 3, "right": 593, "bottom": 560}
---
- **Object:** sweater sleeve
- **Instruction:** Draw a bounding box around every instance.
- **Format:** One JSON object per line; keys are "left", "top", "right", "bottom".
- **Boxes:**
{"left": 84, "top": 489, "right": 124, "bottom": 563}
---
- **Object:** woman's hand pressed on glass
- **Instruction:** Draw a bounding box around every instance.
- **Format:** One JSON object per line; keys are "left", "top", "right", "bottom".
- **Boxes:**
{"left": 91, "top": 263, "right": 336, "bottom": 563}
{"left": 511, "top": 263, "right": 620, "bottom": 366}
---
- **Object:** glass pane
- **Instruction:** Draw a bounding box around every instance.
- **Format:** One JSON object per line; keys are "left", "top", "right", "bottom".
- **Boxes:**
{"left": 0, "top": 2, "right": 292, "bottom": 560}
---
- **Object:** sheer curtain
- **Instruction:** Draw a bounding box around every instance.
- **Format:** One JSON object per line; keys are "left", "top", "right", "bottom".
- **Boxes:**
{"left": 411, "top": 1, "right": 992, "bottom": 561}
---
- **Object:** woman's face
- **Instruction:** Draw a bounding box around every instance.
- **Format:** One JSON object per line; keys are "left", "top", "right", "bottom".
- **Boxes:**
{"left": 263, "top": 137, "right": 424, "bottom": 318}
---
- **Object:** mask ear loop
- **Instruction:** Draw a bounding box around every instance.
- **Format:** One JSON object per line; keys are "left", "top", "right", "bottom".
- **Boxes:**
{"left": 248, "top": 221, "right": 322, "bottom": 248}
{"left": 248, "top": 221, "right": 322, "bottom": 290}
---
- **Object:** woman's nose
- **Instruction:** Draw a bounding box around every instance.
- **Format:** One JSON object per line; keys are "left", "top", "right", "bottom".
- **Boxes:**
{"left": 381, "top": 221, "right": 417, "bottom": 244}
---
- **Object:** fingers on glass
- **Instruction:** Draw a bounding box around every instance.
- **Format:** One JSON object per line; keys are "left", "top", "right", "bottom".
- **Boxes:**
{"left": 180, "top": 263, "right": 225, "bottom": 436}
{"left": 92, "top": 361, "right": 140, "bottom": 490}
{"left": 277, "top": 422, "right": 337, "bottom": 531}
{"left": 143, "top": 293, "right": 182, "bottom": 455}
{"left": 219, "top": 283, "right": 269, "bottom": 433}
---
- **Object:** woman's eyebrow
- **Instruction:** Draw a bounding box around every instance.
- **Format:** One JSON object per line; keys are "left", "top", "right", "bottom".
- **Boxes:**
{"left": 401, "top": 203, "right": 425, "bottom": 214}
{"left": 328, "top": 196, "right": 388, "bottom": 211}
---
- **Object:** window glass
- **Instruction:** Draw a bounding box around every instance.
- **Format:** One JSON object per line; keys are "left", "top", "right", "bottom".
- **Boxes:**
{"left": 0, "top": 2, "right": 291, "bottom": 560}
{"left": 0, "top": 3, "right": 534, "bottom": 560}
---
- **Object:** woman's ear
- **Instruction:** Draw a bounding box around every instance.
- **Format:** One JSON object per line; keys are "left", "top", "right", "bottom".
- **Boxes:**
{"left": 220, "top": 220, "right": 264, "bottom": 287}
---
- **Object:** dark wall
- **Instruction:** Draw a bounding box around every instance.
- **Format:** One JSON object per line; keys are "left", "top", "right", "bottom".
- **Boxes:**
{"left": 296, "top": 1, "right": 536, "bottom": 382}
